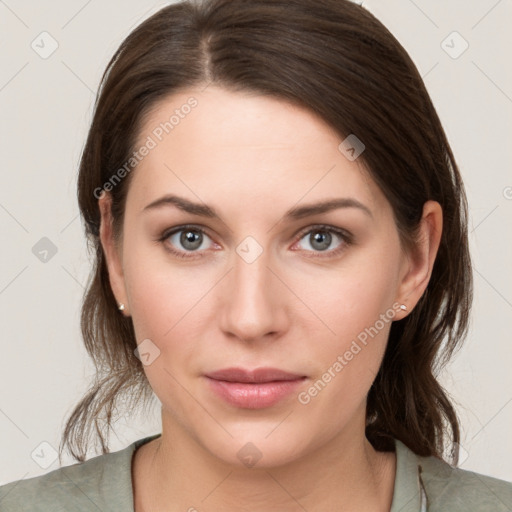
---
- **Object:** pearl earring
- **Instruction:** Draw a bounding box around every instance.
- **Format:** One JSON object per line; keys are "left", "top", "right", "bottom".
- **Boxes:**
{"left": 118, "top": 303, "right": 125, "bottom": 311}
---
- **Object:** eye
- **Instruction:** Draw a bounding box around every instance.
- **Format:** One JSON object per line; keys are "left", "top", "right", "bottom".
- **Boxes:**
{"left": 157, "top": 224, "right": 353, "bottom": 260}
{"left": 158, "top": 225, "right": 216, "bottom": 259}
{"left": 292, "top": 225, "right": 353, "bottom": 257}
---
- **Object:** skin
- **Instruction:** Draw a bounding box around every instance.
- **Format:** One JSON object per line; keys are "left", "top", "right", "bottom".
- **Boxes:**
{"left": 98, "top": 86, "right": 442, "bottom": 511}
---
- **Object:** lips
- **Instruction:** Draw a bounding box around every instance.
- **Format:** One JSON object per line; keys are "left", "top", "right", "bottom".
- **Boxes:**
{"left": 205, "top": 367, "right": 305, "bottom": 383}
{"left": 204, "top": 367, "right": 307, "bottom": 409}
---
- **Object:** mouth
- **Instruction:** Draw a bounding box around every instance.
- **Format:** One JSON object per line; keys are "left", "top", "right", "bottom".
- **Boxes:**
{"left": 204, "top": 367, "right": 307, "bottom": 409}
{"left": 205, "top": 367, "right": 306, "bottom": 383}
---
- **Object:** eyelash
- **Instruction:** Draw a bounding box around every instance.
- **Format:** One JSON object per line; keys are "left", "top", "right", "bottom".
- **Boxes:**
{"left": 156, "top": 224, "right": 353, "bottom": 260}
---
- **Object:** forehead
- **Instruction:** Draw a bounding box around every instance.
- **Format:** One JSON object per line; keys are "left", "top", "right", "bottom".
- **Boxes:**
{"left": 127, "top": 86, "right": 388, "bottom": 216}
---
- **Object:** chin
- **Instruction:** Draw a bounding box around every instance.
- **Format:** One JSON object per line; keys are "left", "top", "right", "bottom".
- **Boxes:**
{"left": 194, "top": 426, "right": 313, "bottom": 470}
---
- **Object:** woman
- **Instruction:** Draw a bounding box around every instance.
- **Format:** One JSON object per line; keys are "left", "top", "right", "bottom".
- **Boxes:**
{"left": 1, "top": 0, "right": 511, "bottom": 510}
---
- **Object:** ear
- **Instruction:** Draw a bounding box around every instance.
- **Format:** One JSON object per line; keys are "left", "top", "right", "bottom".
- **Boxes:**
{"left": 98, "top": 192, "right": 130, "bottom": 316}
{"left": 395, "top": 200, "right": 443, "bottom": 318}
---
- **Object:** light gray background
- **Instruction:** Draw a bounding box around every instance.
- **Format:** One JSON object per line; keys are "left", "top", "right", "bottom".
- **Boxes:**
{"left": 0, "top": 0, "right": 511, "bottom": 485}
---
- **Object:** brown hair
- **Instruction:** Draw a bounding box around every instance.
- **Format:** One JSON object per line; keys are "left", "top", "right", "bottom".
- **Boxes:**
{"left": 61, "top": 0, "right": 472, "bottom": 463}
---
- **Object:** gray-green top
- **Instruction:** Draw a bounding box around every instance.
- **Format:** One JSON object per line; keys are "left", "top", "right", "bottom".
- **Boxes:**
{"left": 1, "top": 434, "right": 511, "bottom": 511}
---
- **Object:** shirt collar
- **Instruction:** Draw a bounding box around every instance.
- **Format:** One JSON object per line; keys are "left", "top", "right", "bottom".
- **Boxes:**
{"left": 390, "top": 438, "right": 426, "bottom": 512}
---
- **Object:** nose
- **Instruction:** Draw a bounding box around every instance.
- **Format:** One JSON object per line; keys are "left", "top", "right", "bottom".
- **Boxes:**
{"left": 218, "top": 246, "right": 289, "bottom": 343}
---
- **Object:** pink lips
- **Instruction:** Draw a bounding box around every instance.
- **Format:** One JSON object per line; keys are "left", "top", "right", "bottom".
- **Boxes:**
{"left": 205, "top": 367, "right": 307, "bottom": 409}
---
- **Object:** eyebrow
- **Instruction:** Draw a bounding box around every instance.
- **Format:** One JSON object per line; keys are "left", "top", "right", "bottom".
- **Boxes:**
{"left": 142, "top": 194, "right": 373, "bottom": 220}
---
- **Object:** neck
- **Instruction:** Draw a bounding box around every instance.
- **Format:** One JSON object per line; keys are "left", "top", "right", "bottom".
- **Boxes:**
{"left": 132, "top": 411, "right": 396, "bottom": 512}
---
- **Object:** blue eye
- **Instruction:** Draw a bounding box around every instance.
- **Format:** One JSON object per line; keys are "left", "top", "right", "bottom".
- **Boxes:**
{"left": 293, "top": 225, "right": 353, "bottom": 258}
{"left": 159, "top": 225, "right": 214, "bottom": 258}
{"left": 158, "top": 224, "right": 353, "bottom": 259}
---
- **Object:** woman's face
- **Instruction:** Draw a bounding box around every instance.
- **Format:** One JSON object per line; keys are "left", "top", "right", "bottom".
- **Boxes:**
{"left": 101, "top": 86, "right": 419, "bottom": 467}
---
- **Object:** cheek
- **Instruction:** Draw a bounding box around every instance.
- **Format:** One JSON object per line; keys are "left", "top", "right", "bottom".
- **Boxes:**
{"left": 311, "top": 249, "right": 400, "bottom": 344}
{"left": 122, "top": 237, "right": 208, "bottom": 340}
{"left": 121, "top": 242, "right": 218, "bottom": 395}
{"left": 298, "top": 248, "right": 400, "bottom": 412}
{"left": 122, "top": 251, "right": 207, "bottom": 419}
{"left": 298, "top": 297, "right": 394, "bottom": 427}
